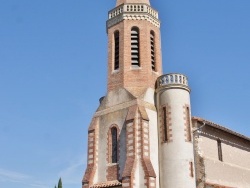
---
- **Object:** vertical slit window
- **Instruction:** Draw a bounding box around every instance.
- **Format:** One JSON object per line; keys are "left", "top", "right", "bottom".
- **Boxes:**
{"left": 217, "top": 139, "right": 223, "bottom": 161}
{"left": 131, "top": 27, "right": 140, "bottom": 67}
{"left": 114, "top": 31, "right": 119, "bottom": 70}
{"left": 150, "top": 31, "right": 156, "bottom": 71}
{"left": 111, "top": 127, "right": 118, "bottom": 163}
{"left": 186, "top": 107, "right": 192, "bottom": 142}
{"left": 163, "top": 106, "right": 168, "bottom": 142}
{"left": 190, "top": 162, "right": 194, "bottom": 177}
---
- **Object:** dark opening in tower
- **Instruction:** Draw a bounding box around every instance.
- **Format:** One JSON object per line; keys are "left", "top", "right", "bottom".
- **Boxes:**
{"left": 131, "top": 27, "right": 140, "bottom": 68}
{"left": 150, "top": 31, "right": 156, "bottom": 71}
{"left": 114, "top": 31, "right": 119, "bottom": 70}
{"left": 111, "top": 127, "right": 118, "bottom": 163}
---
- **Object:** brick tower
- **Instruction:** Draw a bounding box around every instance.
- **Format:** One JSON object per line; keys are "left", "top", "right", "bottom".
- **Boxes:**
{"left": 82, "top": 0, "right": 162, "bottom": 187}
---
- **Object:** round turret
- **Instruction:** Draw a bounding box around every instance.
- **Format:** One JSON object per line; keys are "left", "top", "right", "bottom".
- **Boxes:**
{"left": 156, "top": 73, "right": 196, "bottom": 188}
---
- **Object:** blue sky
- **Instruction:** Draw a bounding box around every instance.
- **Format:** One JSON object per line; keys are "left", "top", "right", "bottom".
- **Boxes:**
{"left": 0, "top": 0, "right": 250, "bottom": 188}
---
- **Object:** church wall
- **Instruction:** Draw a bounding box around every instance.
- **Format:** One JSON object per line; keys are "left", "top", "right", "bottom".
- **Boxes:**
{"left": 96, "top": 108, "right": 128, "bottom": 183}
{"left": 88, "top": 87, "right": 159, "bottom": 187}
{"left": 196, "top": 134, "right": 250, "bottom": 188}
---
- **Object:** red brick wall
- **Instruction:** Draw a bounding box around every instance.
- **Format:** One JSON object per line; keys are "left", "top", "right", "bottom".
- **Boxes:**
{"left": 107, "top": 20, "right": 162, "bottom": 92}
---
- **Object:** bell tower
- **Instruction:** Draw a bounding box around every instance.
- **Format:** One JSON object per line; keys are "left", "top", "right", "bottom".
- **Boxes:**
{"left": 82, "top": 0, "right": 162, "bottom": 188}
{"left": 107, "top": 0, "right": 162, "bottom": 94}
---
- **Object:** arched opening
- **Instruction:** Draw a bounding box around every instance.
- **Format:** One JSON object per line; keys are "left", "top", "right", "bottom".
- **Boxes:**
{"left": 114, "top": 31, "right": 119, "bottom": 70}
{"left": 150, "top": 31, "right": 156, "bottom": 71}
{"left": 131, "top": 27, "right": 140, "bottom": 68}
{"left": 111, "top": 127, "right": 118, "bottom": 163}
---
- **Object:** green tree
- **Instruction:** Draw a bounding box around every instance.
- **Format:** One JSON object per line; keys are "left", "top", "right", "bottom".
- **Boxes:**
{"left": 58, "top": 178, "right": 62, "bottom": 188}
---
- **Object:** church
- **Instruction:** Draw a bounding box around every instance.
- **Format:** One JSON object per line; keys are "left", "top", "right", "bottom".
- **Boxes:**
{"left": 82, "top": 0, "right": 250, "bottom": 187}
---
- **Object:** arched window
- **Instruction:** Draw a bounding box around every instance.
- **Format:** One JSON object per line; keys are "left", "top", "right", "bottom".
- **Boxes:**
{"left": 111, "top": 127, "right": 118, "bottom": 163}
{"left": 114, "top": 31, "right": 119, "bottom": 70}
{"left": 131, "top": 27, "right": 140, "bottom": 67}
{"left": 150, "top": 31, "right": 156, "bottom": 71}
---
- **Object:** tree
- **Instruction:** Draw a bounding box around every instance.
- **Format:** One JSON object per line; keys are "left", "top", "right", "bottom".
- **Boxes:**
{"left": 58, "top": 178, "right": 62, "bottom": 188}
{"left": 55, "top": 185, "right": 57, "bottom": 188}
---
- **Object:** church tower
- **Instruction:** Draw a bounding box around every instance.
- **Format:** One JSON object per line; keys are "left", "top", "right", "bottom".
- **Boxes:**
{"left": 82, "top": 1, "right": 196, "bottom": 188}
{"left": 82, "top": 0, "right": 162, "bottom": 188}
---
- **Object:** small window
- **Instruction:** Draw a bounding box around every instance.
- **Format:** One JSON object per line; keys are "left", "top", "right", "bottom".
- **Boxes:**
{"left": 217, "top": 139, "right": 223, "bottom": 161}
{"left": 186, "top": 107, "right": 192, "bottom": 142}
{"left": 131, "top": 27, "right": 140, "bottom": 67}
{"left": 114, "top": 31, "right": 119, "bottom": 70}
{"left": 111, "top": 127, "right": 118, "bottom": 163}
{"left": 150, "top": 31, "right": 156, "bottom": 71}
{"left": 163, "top": 106, "right": 168, "bottom": 142}
{"left": 190, "top": 162, "right": 194, "bottom": 177}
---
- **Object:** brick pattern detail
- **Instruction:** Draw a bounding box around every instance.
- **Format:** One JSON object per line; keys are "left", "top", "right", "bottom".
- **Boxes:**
{"left": 159, "top": 104, "right": 172, "bottom": 143}
{"left": 122, "top": 106, "right": 156, "bottom": 188}
{"left": 82, "top": 131, "right": 97, "bottom": 188}
{"left": 183, "top": 104, "right": 192, "bottom": 142}
{"left": 122, "top": 120, "right": 135, "bottom": 187}
{"left": 82, "top": 118, "right": 99, "bottom": 188}
{"left": 107, "top": 19, "right": 162, "bottom": 92}
{"left": 138, "top": 109, "right": 156, "bottom": 188}
{"left": 148, "top": 177, "right": 156, "bottom": 188}
{"left": 106, "top": 164, "right": 119, "bottom": 182}
{"left": 122, "top": 177, "right": 131, "bottom": 188}
{"left": 106, "top": 124, "right": 120, "bottom": 181}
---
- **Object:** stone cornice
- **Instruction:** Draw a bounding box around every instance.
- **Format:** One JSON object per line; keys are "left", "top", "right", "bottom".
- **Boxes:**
{"left": 106, "top": 3, "right": 160, "bottom": 29}
{"left": 156, "top": 73, "right": 190, "bottom": 93}
{"left": 94, "top": 99, "right": 156, "bottom": 117}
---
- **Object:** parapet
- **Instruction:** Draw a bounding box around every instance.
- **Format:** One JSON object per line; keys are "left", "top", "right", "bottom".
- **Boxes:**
{"left": 107, "top": 3, "right": 160, "bottom": 29}
{"left": 156, "top": 73, "right": 190, "bottom": 92}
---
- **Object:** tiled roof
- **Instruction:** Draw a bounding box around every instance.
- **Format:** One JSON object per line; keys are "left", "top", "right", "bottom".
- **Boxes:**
{"left": 192, "top": 116, "right": 250, "bottom": 142}
{"left": 90, "top": 180, "right": 122, "bottom": 188}
{"left": 206, "top": 182, "right": 235, "bottom": 188}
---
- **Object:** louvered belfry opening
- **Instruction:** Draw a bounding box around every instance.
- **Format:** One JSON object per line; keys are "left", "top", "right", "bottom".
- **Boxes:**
{"left": 150, "top": 31, "right": 156, "bottom": 71}
{"left": 131, "top": 27, "right": 140, "bottom": 68}
{"left": 114, "top": 31, "right": 119, "bottom": 70}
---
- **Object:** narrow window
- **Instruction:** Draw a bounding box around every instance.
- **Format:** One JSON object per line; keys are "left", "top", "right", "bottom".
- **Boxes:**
{"left": 217, "top": 139, "right": 223, "bottom": 161}
{"left": 111, "top": 127, "right": 118, "bottom": 163}
{"left": 114, "top": 31, "right": 119, "bottom": 70}
{"left": 163, "top": 106, "right": 168, "bottom": 142}
{"left": 131, "top": 27, "right": 140, "bottom": 67}
{"left": 186, "top": 107, "right": 192, "bottom": 142}
{"left": 150, "top": 31, "right": 156, "bottom": 71}
{"left": 190, "top": 162, "right": 194, "bottom": 177}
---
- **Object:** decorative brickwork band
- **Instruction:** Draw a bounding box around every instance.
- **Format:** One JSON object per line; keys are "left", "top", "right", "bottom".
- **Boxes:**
{"left": 160, "top": 104, "right": 172, "bottom": 143}
{"left": 122, "top": 105, "right": 156, "bottom": 188}
{"left": 82, "top": 118, "right": 99, "bottom": 188}
{"left": 122, "top": 106, "right": 136, "bottom": 177}
{"left": 183, "top": 104, "right": 192, "bottom": 142}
